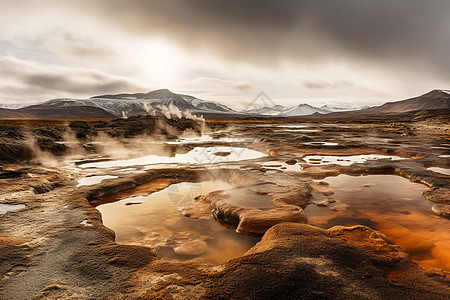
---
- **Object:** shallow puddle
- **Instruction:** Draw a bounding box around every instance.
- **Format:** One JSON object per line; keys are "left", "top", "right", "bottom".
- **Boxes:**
{"left": 304, "top": 175, "right": 450, "bottom": 271}
{"left": 77, "top": 175, "right": 118, "bottom": 187}
{"left": 96, "top": 180, "right": 260, "bottom": 264}
{"left": 261, "top": 161, "right": 302, "bottom": 172}
{"left": 254, "top": 124, "right": 309, "bottom": 128}
{"left": 79, "top": 147, "right": 267, "bottom": 169}
{"left": 273, "top": 129, "right": 319, "bottom": 132}
{"left": 224, "top": 189, "right": 277, "bottom": 210}
{"left": 303, "top": 154, "right": 406, "bottom": 166}
{"left": 276, "top": 124, "right": 310, "bottom": 128}
{"left": 0, "top": 204, "right": 26, "bottom": 214}
{"left": 304, "top": 142, "right": 339, "bottom": 146}
{"left": 166, "top": 136, "right": 252, "bottom": 144}
{"left": 428, "top": 167, "right": 450, "bottom": 176}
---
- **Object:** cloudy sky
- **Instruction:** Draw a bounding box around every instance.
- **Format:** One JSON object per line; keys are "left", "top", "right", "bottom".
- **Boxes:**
{"left": 0, "top": 0, "right": 449, "bottom": 109}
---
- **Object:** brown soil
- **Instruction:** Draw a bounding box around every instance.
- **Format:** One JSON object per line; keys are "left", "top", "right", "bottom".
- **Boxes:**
{"left": 0, "top": 116, "right": 449, "bottom": 299}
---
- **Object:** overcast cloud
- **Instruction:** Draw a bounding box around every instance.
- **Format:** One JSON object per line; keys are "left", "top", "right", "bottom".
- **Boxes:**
{"left": 0, "top": 1, "right": 448, "bottom": 107}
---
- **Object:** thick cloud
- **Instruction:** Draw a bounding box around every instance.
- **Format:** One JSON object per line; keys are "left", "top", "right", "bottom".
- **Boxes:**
{"left": 0, "top": 57, "right": 144, "bottom": 103}
{"left": 195, "top": 77, "right": 254, "bottom": 92}
{"left": 0, "top": 1, "right": 448, "bottom": 104}
{"left": 68, "top": 0, "right": 450, "bottom": 77}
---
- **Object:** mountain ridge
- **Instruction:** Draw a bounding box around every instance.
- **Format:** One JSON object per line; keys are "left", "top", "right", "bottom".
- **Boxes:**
{"left": 310, "top": 89, "right": 450, "bottom": 119}
{"left": 245, "top": 103, "right": 369, "bottom": 116}
{"left": 0, "top": 89, "right": 448, "bottom": 119}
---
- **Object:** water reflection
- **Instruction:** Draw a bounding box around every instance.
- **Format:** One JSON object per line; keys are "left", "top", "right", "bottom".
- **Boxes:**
{"left": 428, "top": 167, "right": 450, "bottom": 176}
{"left": 305, "top": 175, "right": 450, "bottom": 270}
{"left": 96, "top": 180, "right": 260, "bottom": 265}
{"left": 79, "top": 147, "right": 267, "bottom": 169}
{"left": 0, "top": 203, "right": 25, "bottom": 214}
{"left": 303, "top": 154, "right": 406, "bottom": 166}
{"left": 77, "top": 175, "right": 118, "bottom": 187}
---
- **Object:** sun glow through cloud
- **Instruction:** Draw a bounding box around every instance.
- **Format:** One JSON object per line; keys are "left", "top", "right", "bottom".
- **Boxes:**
{"left": 133, "top": 39, "right": 183, "bottom": 87}
{"left": 0, "top": 1, "right": 448, "bottom": 106}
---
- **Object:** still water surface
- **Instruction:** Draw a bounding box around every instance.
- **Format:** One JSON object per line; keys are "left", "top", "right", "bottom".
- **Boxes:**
{"left": 96, "top": 180, "right": 260, "bottom": 265}
{"left": 305, "top": 175, "right": 450, "bottom": 270}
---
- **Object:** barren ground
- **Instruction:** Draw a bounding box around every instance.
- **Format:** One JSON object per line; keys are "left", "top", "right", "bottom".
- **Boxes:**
{"left": 0, "top": 116, "right": 449, "bottom": 299}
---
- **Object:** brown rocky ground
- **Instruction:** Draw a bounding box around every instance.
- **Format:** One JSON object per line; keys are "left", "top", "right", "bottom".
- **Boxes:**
{"left": 0, "top": 116, "right": 449, "bottom": 299}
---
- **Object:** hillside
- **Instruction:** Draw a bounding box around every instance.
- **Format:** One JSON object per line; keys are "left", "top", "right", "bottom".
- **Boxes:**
{"left": 316, "top": 90, "right": 450, "bottom": 118}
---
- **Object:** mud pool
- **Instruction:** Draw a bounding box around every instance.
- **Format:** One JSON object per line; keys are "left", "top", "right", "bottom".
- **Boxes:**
{"left": 96, "top": 180, "right": 260, "bottom": 265}
{"left": 304, "top": 174, "right": 450, "bottom": 270}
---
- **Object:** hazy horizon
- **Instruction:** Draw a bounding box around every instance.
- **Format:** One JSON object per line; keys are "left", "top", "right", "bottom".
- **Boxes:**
{"left": 0, "top": 1, "right": 449, "bottom": 109}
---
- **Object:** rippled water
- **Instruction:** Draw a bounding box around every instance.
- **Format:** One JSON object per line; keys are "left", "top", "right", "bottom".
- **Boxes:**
{"left": 304, "top": 174, "right": 450, "bottom": 271}
{"left": 96, "top": 180, "right": 260, "bottom": 264}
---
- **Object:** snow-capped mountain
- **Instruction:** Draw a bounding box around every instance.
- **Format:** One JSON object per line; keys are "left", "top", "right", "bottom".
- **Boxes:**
{"left": 21, "top": 89, "right": 236, "bottom": 118}
{"left": 320, "top": 105, "right": 370, "bottom": 112}
{"left": 244, "top": 105, "right": 287, "bottom": 116}
{"left": 0, "top": 103, "right": 37, "bottom": 109}
{"left": 244, "top": 103, "right": 365, "bottom": 116}
{"left": 2, "top": 89, "right": 446, "bottom": 120}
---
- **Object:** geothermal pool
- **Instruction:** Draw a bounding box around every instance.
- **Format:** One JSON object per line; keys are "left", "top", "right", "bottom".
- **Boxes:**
{"left": 79, "top": 147, "right": 267, "bottom": 169}
{"left": 428, "top": 167, "right": 450, "bottom": 176}
{"left": 303, "top": 154, "right": 407, "bottom": 166}
{"left": 261, "top": 161, "right": 302, "bottom": 172}
{"left": 165, "top": 136, "right": 253, "bottom": 144}
{"left": 96, "top": 180, "right": 260, "bottom": 265}
{"left": 304, "top": 174, "right": 450, "bottom": 271}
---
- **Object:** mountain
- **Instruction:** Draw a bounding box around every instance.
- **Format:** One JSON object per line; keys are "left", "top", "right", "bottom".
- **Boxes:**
{"left": 244, "top": 103, "right": 365, "bottom": 116}
{"left": 244, "top": 105, "right": 287, "bottom": 116}
{"left": 313, "top": 89, "right": 450, "bottom": 119}
{"left": 362, "top": 89, "right": 450, "bottom": 113}
{"left": 320, "top": 105, "right": 370, "bottom": 112}
{"left": 89, "top": 88, "right": 235, "bottom": 115}
{"left": 11, "top": 89, "right": 237, "bottom": 119}
{"left": 1, "top": 89, "right": 447, "bottom": 120}
{"left": 283, "top": 104, "right": 331, "bottom": 116}
{"left": 0, "top": 103, "right": 37, "bottom": 109}
{"left": 19, "top": 106, "right": 117, "bottom": 119}
{"left": 0, "top": 108, "right": 34, "bottom": 119}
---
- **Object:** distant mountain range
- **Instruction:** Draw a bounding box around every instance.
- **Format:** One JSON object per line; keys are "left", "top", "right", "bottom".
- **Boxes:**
{"left": 0, "top": 89, "right": 448, "bottom": 119}
{"left": 244, "top": 103, "right": 369, "bottom": 116}
{"left": 312, "top": 89, "right": 450, "bottom": 119}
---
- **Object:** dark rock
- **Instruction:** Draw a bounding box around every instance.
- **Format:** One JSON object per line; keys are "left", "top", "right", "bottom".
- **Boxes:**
{"left": 213, "top": 151, "right": 231, "bottom": 157}
{"left": 285, "top": 159, "right": 297, "bottom": 165}
{"left": 124, "top": 202, "right": 142, "bottom": 206}
{"left": 69, "top": 121, "right": 90, "bottom": 130}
